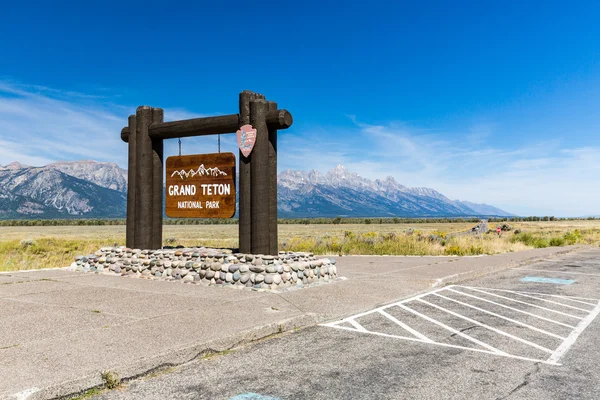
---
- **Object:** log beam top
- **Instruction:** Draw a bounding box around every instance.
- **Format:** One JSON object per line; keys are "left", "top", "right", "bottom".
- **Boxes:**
{"left": 121, "top": 109, "right": 293, "bottom": 143}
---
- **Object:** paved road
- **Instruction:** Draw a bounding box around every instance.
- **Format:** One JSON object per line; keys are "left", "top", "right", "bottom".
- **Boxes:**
{"left": 95, "top": 248, "right": 600, "bottom": 400}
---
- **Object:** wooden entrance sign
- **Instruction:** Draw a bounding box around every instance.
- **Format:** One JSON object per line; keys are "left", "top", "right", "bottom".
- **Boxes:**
{"left": 165, "top": 153, "right": 236, "bottom": 218}
{"left": 120, "top": 91, "right": 293, "bottom": 255}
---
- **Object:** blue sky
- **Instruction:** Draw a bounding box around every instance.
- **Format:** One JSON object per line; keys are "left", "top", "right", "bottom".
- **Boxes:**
{"left": 1, "top": 1, "right": 599, "bottom": 216}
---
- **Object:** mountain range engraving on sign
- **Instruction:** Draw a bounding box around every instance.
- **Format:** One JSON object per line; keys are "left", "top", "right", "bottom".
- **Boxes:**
{"left": 165, "top": 153, "right": 236, "bottom": 218}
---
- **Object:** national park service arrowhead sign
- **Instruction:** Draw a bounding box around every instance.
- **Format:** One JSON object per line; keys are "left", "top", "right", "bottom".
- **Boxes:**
{"left": 237, "top": 124, "right": 257, "bottom": 157}
{"left": 165, "top": 153, "right": 236, "bottom": 218}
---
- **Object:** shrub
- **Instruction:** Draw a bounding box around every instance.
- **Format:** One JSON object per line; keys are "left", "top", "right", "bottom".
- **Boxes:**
{"left": 20, "top": 239, "right": 36, "bottom": 248}
{"left": 445, "top": 245, "right": 464, "bottom": 256}
{"left": 564, "top": 230, "right": 582, "bottom": 245}
{"left": 549, "top": 237, "right": 566, "bottom": 247}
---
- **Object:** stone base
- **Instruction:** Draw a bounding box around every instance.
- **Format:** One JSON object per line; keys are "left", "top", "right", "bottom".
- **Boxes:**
{"left": 69, "top": 246, "right": 338, "bottom": 291}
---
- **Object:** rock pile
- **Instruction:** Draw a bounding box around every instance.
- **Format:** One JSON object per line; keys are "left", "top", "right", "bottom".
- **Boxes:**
{"left": 69, "top": 247, "right": 338, "bottom": 291}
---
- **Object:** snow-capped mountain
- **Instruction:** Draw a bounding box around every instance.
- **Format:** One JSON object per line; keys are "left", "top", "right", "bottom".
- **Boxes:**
{"left": 0, "top": 161, "right": 512, "bottom": 219}
{"left": 0, "top": 161, "right": 126, "bottom": 218}
{"left": 277, "top": 165, "right": 511, "bottom": 217}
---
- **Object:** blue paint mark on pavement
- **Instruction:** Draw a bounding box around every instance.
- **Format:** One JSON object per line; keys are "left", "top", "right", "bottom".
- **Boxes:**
{"left": 230, "top": 393, "right": 281, "bottom": 400}
{"left": 521, "top": 276, "right": 575, "bottom": 285}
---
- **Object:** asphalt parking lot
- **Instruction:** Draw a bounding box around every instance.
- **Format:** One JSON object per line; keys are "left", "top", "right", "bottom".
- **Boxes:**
{"left": 95, "top": 247, "right": 600, "bottom": 399}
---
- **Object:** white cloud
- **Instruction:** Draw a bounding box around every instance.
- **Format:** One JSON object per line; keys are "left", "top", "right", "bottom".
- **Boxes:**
{"left": 0, "top": 81, "right": 129, "bottom": 167}
{"left": 279, "top": 120, "right": 600, "bottom": 217}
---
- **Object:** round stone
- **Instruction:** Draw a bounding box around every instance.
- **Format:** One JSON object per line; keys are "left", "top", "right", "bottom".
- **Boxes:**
{"left": 291, "top": 272, "right": 298, "bottom": 282}
{"left": 264, "top": 274, "right": 274, "bottom": 284}
{"left": 233, "top": 271, "right": 240, "bottom": 281}
{"left": 255, "top": 274, "right": 265, "bottom": 283}
{"left": 239, "top": 265, "right": 250, "bottom": 273}
{"left": 240, "top": 273, "right": 250, "bottom": 284}
{"left": 225, "top": 273, "right": 233, "bottom": 283}
{"left": 252, "top": 257, "right": 263, "bottom": 266}
{"left": 283, "top": 265, "right": 291, "bottom": 272}
{"left": 273, "top": 274, "right": 282, "bottom": 285}
{"left": 205, "top": 270, "right": 215, "bottom": 279}
{"left": 276, "top": 265, "right": 284, "bottom": 274}
{"left": 199, "top": 270, "right": 206, "bottom": 279}
{"left": 180, "top": 269, "right": 189, "bottom": 277}
{"left": 290, "top": 262, "right": 299, "bottom": 272}
{"left": 282, "top": 272, "right": 291, "bottom": 282}
{"left": 250, "top": 266, "right": 265, "bottom": 273}
{"left": 219, "top": 271, "right": 226, "bottom": 281}
{"left": 228, "top": 264, "right": 239, "bottom": 273}
{"left": 265, "top": 265, "right": 277, "bottom": 274}
{"left": 210, "top": 263, "right": 221, "bottom": 271}
{"left": 297, "top": 271, "right": 304, "bottom": 279}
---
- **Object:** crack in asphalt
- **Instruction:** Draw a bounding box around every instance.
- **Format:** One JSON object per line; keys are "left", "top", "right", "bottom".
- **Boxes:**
{"left": 497, "top": 362, "right": 541, "bottom": 400}
{"left": 450, "top": 325, "right": 478, "bottom": 337}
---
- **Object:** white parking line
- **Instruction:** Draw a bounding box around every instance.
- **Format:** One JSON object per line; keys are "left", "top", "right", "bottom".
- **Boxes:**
{"left": 491, "top": 291, "right": 592, "bottom": 312}
{"left": 470, "top": 286, "right": 599, "bottom": 306}
{"left": 461, "top": 287, "right": 585, "bottom": 320}
{"left": 395, "top": 303, "right": 507, "bottom": 354}
{"left": 434, "top": 293, "right": 566, "bottom": 340}
{"left": 417, "top": 298, "right": 553, "bottom": 354}
{"left": 377, "top": 309, "right": 433, "bottom": 342}
{"left": 547, "top": 302, "right": 600, "bottom": 364}
{"left": 321, "top": 285, "right": 600, "bottom": 365}
{"left": 447, "top": 288, "right": 577, "bottom": 328}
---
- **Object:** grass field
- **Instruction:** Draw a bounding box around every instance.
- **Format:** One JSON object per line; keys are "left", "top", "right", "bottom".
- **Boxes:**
{"left": 1, "top": 220, "right": 599, "bottom": 272}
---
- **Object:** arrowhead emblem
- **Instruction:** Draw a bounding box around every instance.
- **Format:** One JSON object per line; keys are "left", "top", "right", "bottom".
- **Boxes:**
{"left": 236, "top": 124, "right": 257, "bottom": 158}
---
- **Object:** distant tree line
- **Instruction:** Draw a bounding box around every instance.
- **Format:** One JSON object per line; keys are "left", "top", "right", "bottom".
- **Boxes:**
{"left": 0, "top": 216, "right": 597, "bottom": 227}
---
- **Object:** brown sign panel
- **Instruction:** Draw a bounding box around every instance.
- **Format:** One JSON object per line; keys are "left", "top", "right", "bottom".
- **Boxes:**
{"left": 165, "top": 153, "right": 236, "bottom": 218}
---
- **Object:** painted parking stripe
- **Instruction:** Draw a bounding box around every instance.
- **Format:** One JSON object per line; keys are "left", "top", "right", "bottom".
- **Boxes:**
{"left": 321, "top": 285, "right": 600, "bottom": 365}
{"left": 434, "top": 293, "right": 566, "bottom": 340}
{"left": 377, "top": 309, "right": 433, "bottom": 342}
{"left": 495, "top": 290, "right": 591, "bottom": 312}
{"left": 418, "top": 298, "right": 554, "bottom": 354}
{"left": 394, "top": 303, "right": 508, "bottom": 354}
{"left": 447, "top": 288, "right": 577, "bottom": 328}
{"left": 462, "top": 287, "right": 584, "bottom": 320}
{"left": 521, "top": 276, "right": 575, "bottom": 285}
{"left": 467, "top": 286, "right": 599, "bottom": 306}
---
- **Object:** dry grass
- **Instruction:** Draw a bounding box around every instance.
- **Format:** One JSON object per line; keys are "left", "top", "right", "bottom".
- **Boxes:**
{"left": 0, "top": 220, "right": 599, "bottom": 272}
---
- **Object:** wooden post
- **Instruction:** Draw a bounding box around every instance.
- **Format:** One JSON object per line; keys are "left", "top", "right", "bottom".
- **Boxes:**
{"left": 250, "top": 98, "right": 270, "bottom": 254}
{"left": 134, "top": 106, "right": 154, "bottom": 249}
{"left": 126, "top": 115, "right": 136, "bottom": 248}
{"left": 151, "top": 108, "right": 164, "bottom": 250}
{"left": 121, "top": 93, "right": 292, "bottom": 253}
{"left": 267, "top": 101, "right": 278, "bottom": 255}
{"left": 238, "top": 91, "right": 252, "bottom": 254}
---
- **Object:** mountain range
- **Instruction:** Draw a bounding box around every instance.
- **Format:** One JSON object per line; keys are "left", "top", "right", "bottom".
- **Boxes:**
{"left": 0, "top": 161, "right": 512, "bottom": 219}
